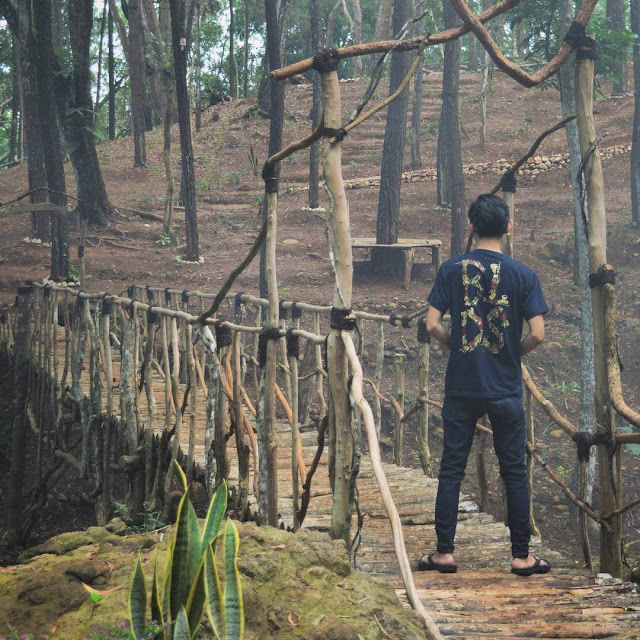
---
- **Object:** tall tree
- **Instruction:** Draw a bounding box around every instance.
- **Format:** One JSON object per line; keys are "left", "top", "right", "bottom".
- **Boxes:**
{"left": 437, "top": 0, "right": 465, "bottom": 256}
{"left": 606, "top": 0, "right": 627, "bottom": 95}
{"left": 129, "top": 0, "right": 148, "bottom": 166}
{"left": 33, "top": 0, "right": 69, "bottom": 280}
{"left": 108, "top": 5, "right": 116, "bottom": 140}
{"left": 68, "top": 0, "right": 114, "bottom": 226}
{"left": 558, "top": 0, "right": 596, "bottom": 502}
{"left": 170, "top": 0, "right": 199, "bottom": 261}
{"left": 410, "top": 1, "right": 424, "bottom": 168}
{"left": 243, "top": 0, "right": 249, "bottom": 97}
{"left": 308, "top": 0, "right": 322, "bottom": 208}
{"left": 374, "top": 0, "right": 412, "bottom": 271}
{"left": 229, "top": 0, "right": 237, "bottom": 97}
{"left": 633, "top": 0, "right": 640, "bottom": 225}
{"left": 260, "top": 0, "right": 286, "bottom": 296}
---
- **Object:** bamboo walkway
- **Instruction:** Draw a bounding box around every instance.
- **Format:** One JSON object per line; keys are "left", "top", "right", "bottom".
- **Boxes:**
{"left": 239, "top": 423, "right": 640, "bottom": 639}
{"left": 9, "top": 304, "right": 640, "bottom": 638}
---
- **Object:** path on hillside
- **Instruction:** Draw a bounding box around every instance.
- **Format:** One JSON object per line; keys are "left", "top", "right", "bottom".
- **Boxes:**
{"left": 37, "top": 323, "right": 640, "bottom": 638}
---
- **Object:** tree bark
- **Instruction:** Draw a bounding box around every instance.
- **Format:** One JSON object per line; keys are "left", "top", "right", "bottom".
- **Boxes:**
{"left": 108, "top": 6, "right": 116, "bottom": 140}
{"left": 260, "top": 0, "right": 285, "bottom": 297}
{"left": 606, "top": 0, "right": 627, "bottom": 95}
{"left": 351, "top": 0, "right": 363, "bottom": 76}
{"left": 6, "top": 285, "right": 32, "bottom": 546}
{"left": 437, "top": 0, "right": 466, "bottom": 256}
{"left": 410, "top": 0, "right": 424, "bottom": 169}
{"left": 195, "top": 1, "right": 202, "bottom": 130}
{"left": 9, "top": 39, "right": 21, "bottom": 163}
{"left": 33, "top": 0, "right": 69, "bottom": 281}
{"left": 308, "top": 0, "right": 322, "bottom": 208}
{"left": 558, "top": 0, "right": 596, "bottom": 504}
{"left": 68, "top": 0, "right": 114, "bottom": 227}
{"left": 467, "top": 0, "right": 477, "bottom": 70}
{"left": 373, "top": 0, "right": 411, "bottom": 271}
{"left": 367, "top": 0, "right": 392, "bottom": 72}
{"left": 632, "top": 0, "right": 640, "bottom": 223}
{"left": 129, "top": 0, "right": 148, "bottom": 166}
{"left": 229, "top": 0, "right": 237, "bottom": 97}
{"left": 95, "top": 0, "right": 108, "bottom": 113}
{"left": 170, "top": 0, "right": 200, "bottom": 261}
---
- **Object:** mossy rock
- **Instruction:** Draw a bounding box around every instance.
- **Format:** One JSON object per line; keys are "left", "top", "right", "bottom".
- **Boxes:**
{"left": 0, "top": 521, "right": 428, "bottom": 639}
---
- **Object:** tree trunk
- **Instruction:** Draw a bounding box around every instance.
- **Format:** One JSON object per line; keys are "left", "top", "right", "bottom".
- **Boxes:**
{"left": 367, "top": 0, "right": 392, "bottom": 72}
{"left": 260, "top": 0, "right": 285, "bottom": 297}
{"left": 558, "top": 0, "right": 596, "bottom": 507}
{"left": 9, "top": 40, "right": 20, "bottom": 163}
{"left": 33, "top": 0, "right": 69, "bottom": 281}
{"left": 410, "top": 1, "right": 423, "bottom": 169}
{"left": 195, "top": 1, "right": 202, "bottom": 130}
{"left": 129, "top": 0, "right": 148, "bottom": 166}
{"left": 373, "top": 0, "right": 411, "bottom": 272}
{"left": 243, "top": 0, "right": 249, "bottom": 97}
{"left": 606, "top": 0, "right": 627, "bottom": 95}
{"left": 6, "top": 285, "right": 32, "bottom": 546}
{"left": 15, "top": 2, "right": 48, "bottom": 241}
{"left": 108, "top": 6, "right": 116, "bottom": 140}
{"left": 437, "top": 0, "right": 466, "bottom": 256}
{"left": 95, "top": 0, "right": 108, "bottom": 113}
{"left": 467, "top": 0, "right": 477, "bottom": 70}
{"left": 229, "top": 0, "right": 237, "bottom": 97}
{"left": 351, "top": 0, "right": 363, "bottom": 76}
{"left": 68, "top": 0, "right": 114, "bottom": 227}
{"left": 631, "top": 0, "right": 640, "bottom": 223}
{"left": 170, "top": 0, "right": 199, "bottom": 261}
{"left": 308, "top": 0, "right": 321, "bottom": 209}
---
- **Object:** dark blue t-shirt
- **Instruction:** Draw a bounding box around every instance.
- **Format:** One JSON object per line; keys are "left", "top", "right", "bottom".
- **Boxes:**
{"left": 427, "top": 248, "right": 548, "bottom": 399}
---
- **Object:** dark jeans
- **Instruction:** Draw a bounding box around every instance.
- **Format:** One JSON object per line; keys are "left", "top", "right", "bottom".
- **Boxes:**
{"left": 435, "top": 395, "right": 530, "bottom": 559}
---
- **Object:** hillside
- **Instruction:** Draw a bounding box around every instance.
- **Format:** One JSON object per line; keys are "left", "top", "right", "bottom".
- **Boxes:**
{"left": 0, "top": 66, "right": 638, "bottom": 566}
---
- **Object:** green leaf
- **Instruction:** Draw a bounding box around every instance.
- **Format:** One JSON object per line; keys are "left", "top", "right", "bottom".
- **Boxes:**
{"left": 174, "top": 605, "right": 191, "bottom": 640}
{"left": 129, "top": 553, "right": 147, "bottom": 640}
{"left": 187, "top": 499, "right": 203, "bottom": 587}
{"left": 170, "top": 492, "right": 191, "bottom": 620}
{"left": 223, "top": 520, "right": 244, "bottom": 640}
{"left": 185, "top": 557, "right": 206, "bottom": 638}
{"left": 174, "top": 460, "right": 188, "bottom": 493}
{"left": 201, "top": 481, "right": 228, "bottom": 550}
{"left": 151, "top": 549, "right": 165, "bottom": 639}
{"left": 90, "top": 592, "right": 102, "bottom": 604}
{"left": 204, "top": 543, "right": 225, "bottom": 640}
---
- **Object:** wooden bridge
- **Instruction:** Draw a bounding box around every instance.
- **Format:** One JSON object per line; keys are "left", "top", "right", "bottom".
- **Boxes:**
{"left": 2, "top": 281, "right": 640, "bottom": 638}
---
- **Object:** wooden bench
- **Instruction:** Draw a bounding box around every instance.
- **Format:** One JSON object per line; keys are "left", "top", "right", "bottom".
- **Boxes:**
{"left": 352, "top": 237, "right": 442, "bottom": 290}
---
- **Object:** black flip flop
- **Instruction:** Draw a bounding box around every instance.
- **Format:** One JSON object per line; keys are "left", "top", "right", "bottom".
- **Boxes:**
{"left": 511, "top": 557, "right": 551, "bottom": 576}
{"left": 417, "top": 554, "right": 458, "bottom": 573}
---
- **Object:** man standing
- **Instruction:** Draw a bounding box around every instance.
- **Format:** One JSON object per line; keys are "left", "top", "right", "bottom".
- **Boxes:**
{"left": 420, "top": 194, "right": 550, "bottom": 576}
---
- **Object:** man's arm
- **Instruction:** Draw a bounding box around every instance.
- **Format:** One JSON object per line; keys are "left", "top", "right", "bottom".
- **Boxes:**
{"left": 426, "top": 306, "right": 450, "bottom": 350}
{"left": 521, "top": 315, "right": 545, "bottom": 356}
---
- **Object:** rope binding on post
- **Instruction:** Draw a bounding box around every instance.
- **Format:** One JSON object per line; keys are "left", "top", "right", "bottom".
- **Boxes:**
{"left": 500, "top": 169, "right": 517, "bottom": 193}
{"left": 588, "top": 265, "right": 616, "bottom": 289}
{"left": 279, "top": 300, "right": 288, "bottom": 322}
{"left": 234, "top": 291, "right": 245, "bottom": 315}
{"left": 572, "top": 431, "right": 592, "bottom": 462}
{"left": 215, "top": 321, "right": 233, "bottom": 351}
{"left": 147, "top": 307, "right": 158, "bottom": 325}
{"left": 164, "top": 287, "right": 172, "bottom": 305}
{"left": 127, "top": 284, "right": 135, "bottom": 300}
{"left": 312, "top": 48, "right": 340, "bottom": 73}
{"left": 146, "top": 285, "right": 154, "bottom": 303}
{"left": 564, "top": 21, "right": 597, "bottom": 60}
{"left": 286, "top": 328, "right": 300, "bottom": 360}
{"left": 258, "top": 327, "right": 283, "bottom": 367}
{"left": 181, "top": 289, "right": 189, "bottom": 307}
{"left": 102, "top": 295, "right": 112, "bottom": 316}
{"left": 330, "top": 307, "right": 357, "bottom": 331}
{"left": 262, "top": 162, "right": 279, "bottom": 194}
{"left": 290, "top": 301, "right": 303, "bottom": 321}
{"left": 322, "top": 127, "right": 348, "bottom": 142}
{"left": 417, "top": 318, "right": 431, "bottom": 344}
{"left": 78, "top": 245, "right": 85, "bottom": 259}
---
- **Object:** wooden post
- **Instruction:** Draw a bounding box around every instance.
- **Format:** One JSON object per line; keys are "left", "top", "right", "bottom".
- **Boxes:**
{"left": 143, "top": 309, "right": 158, "bottom": 496}
{"left": 393, "top": 352, "right": 406, "bottom": 466}
{"left": 575, "top": 37, "right": 622, "bottom": 577}
{"left": 289, "top": 306, "right": 302, "bottom": 529}
{"left": 186, "top": 323, "right": 197, "bottom": 482}
{"left": 476, "top": 416, "right": 489, "bottom": 513}
{"left": 256, "top": 184, "right": 280, "bottom": 526}
{"left": 417, "top": 319, "right": 432, "bottom": 476}
{"left": 501, "top": 177, "right": 516, "bottom": 256}
{"left": 6, "top": 284, "right": 33, "bottom": 545}
{"left": 214, "top": 328, "right": 231, "bottom": 489}
{"left": 317, "top": 51, "right": 355, "bottom": 544}
{"left": 314, "top": 312, "right": 327, "bottom": 416}
{"left": 373, "top": 322, "right": 384, "bottom": 436}
{"left": 233, "top": 329, "right": 250, "bottom": 517}
{"left": 524, "top": 387, "right": 540, "bottom": 537}
{"left": 101, "top": 299, "right": 113, "bottom": 520}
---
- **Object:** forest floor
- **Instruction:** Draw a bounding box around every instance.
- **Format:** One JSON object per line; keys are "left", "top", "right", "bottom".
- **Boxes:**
{"left": 0, "top": 65, "right": 639, "bottom": 575}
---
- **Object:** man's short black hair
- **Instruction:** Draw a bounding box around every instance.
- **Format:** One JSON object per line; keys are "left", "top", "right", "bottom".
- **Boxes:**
{"left": 468, "top": 194, "right": 510, "bottom": 238}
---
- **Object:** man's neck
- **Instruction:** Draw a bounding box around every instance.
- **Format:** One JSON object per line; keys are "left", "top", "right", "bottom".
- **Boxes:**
{"left": 475, "top": 237, "right": 504, "bottom": 253}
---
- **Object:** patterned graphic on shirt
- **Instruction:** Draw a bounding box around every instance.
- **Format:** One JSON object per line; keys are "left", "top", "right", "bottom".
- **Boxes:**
{"left": 459, "top": 260, "right": 510, "bottom": 354}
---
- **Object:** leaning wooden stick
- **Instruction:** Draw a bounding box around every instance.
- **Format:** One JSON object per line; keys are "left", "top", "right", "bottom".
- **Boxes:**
{"left": 343, "top": 332, "right": 442, "bottom": 640}
{"left": 270, "top": 0, "right": 520, "bottom": 80}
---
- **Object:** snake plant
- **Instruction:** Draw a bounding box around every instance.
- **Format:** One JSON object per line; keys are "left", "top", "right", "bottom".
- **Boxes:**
{"left": 129, "top": 462, "right": 244, "bottom": 639}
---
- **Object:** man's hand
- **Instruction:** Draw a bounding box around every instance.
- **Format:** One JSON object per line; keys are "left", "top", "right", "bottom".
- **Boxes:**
{"left": 521, "top": 315, "right": 545, "bottom": 356}
{"left": 426, "top": 306, "right": 450, "bottom": 350}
